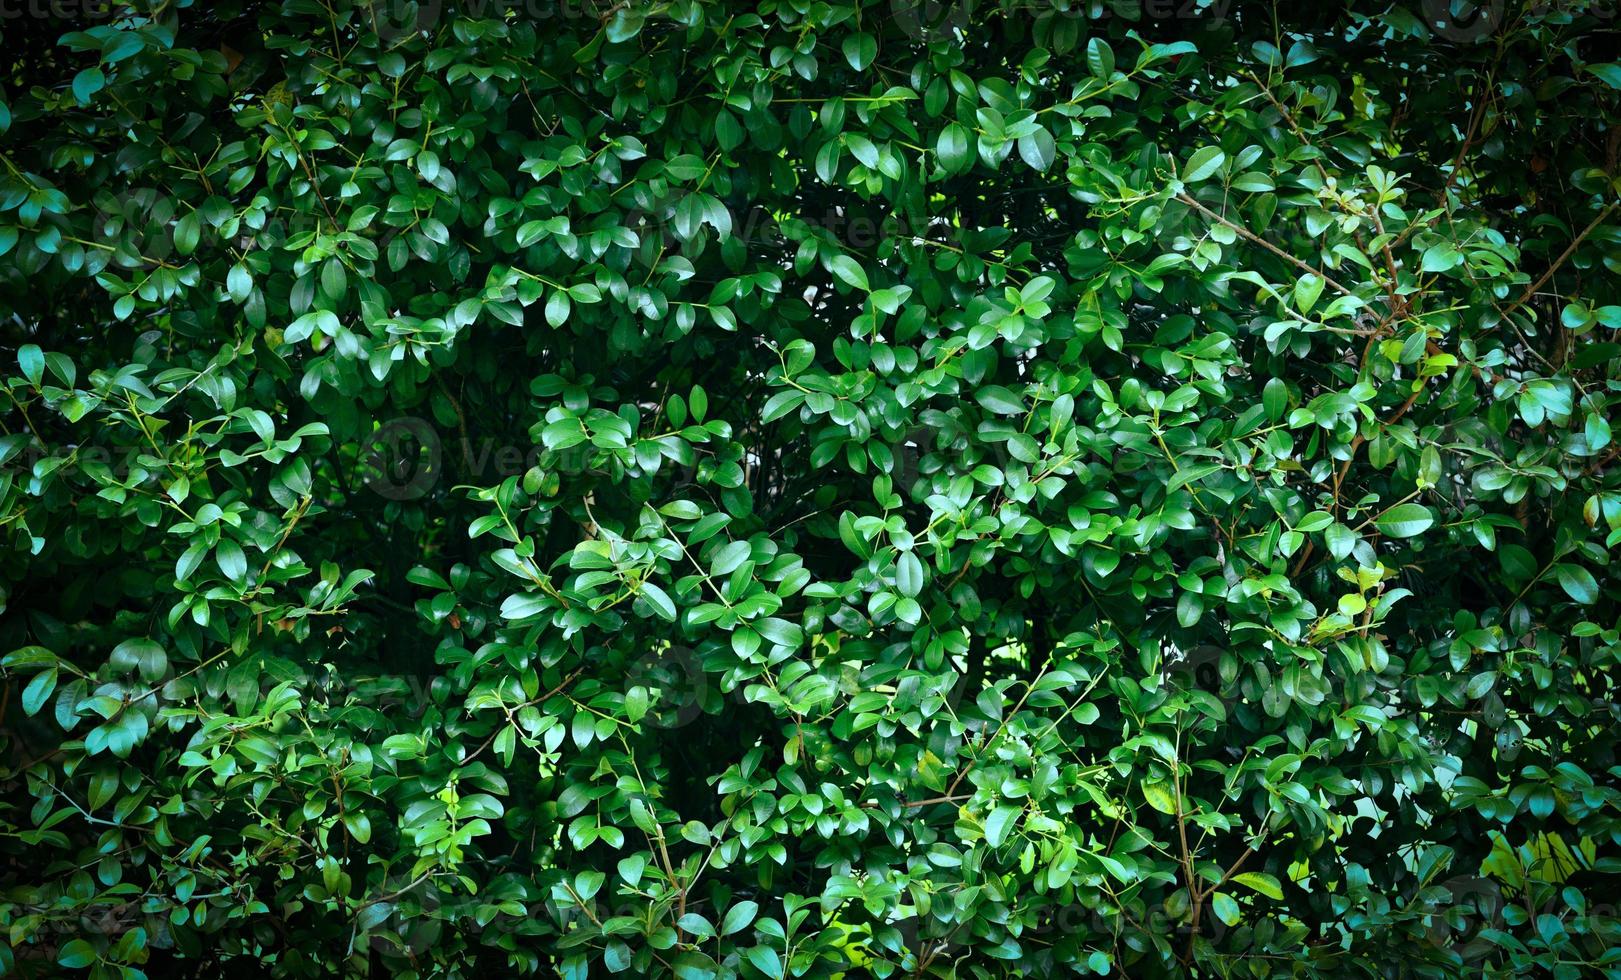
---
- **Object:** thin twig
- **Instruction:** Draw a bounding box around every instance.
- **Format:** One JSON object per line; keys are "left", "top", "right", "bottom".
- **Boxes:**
{"left": 1175, "top": 193, "right": 1355, "bottom": 298}
{"left": 1500, "top": 200, "right": 1619, "bottom": 323}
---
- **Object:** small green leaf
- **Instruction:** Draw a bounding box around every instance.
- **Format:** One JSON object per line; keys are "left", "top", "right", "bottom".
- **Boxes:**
{"left": 937, "top": 123, "right": 971, "bottom": 173}
{"left": 1374, "top": 503, "right": 1433, "bottom": 538}
{"left": 828, "top": 254, "right": 869, "bottom": 291}
{"left": 1587, "top": 62, "right": 1621, "bottom": 88}
{"left": 721, "top": 900, "right": 759, "bottom": 936}
{"left": 1262, "top": 377, "right": 1288, "bottom": 421}
{"left": 1182, "top": 146, "right": 1226, "bottom": 183}
{"left": 1293, "top": 273, "right": 1324, "bottom": 314}
{"left": 1420, "top": 241, "right": 1463, "bottom": 273}
{"left": 1017, "top": 128, "right": 1056, "bottom": 172}
{"left": 1086, "top": 37, "right": 1115, "bottom": 80}
{"left": 745, "top": 946, "right": 783, "bottom": 979}
{"left": 842, "top": 33, "right": 876, "bottom": 71}
{"left": 974, "top": 385, "right": 1025, "bottom": 415}
{"left": 58, "top": 939, "right": 97, "bottom": 968}
{"left": 73, "top": 67, "right": 105, "bottom": 104}
{"left": 985, "top": 805, "right": 1020, "bottom": 847}
{"left": 1141, "top": 779, "right": 1177, "bottom": 815}
{"left": 1231, "top": 872, "right": 1284, "bottom": 900}
{"left": 217, "top": 539, "right": 248, "bottom": 583}
{"left": 17, "top": 344, "right": 43, "bottom": 386}
{"left": 639, "top": 582, "right": 678, "bottom": 621}
{"left": 1554, "top": 564, "right": 1599, "bottom": 605}
{"left": 22, "top": 668, "right": 56, "bottom": 717}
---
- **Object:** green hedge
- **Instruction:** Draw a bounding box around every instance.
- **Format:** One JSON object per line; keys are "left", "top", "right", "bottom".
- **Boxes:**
{"left": 3, "top": 1, "right": 1621, "bottom": 976}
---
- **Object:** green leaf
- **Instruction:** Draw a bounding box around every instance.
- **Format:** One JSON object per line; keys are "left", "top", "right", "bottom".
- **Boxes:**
{"left": 1182, "top": 147, "right": 1226, "bottom": 183}
{"left": 1421, "top": 241, "right": 1463, "bottom": 273}
{"left": 1262, "top": 377, "right": 1288, "bottom": 421}
{"left": 343, "top": 811, "right": 373, "bottom": 843}
{"left": 175, "top": 211, "right": 201, "bottom": 256}
{"left": 937, "top": 123, "right": 971, "bottom": 173}
{"left": 102, "top": 32, "right": 145, "bottom": 63}
{"left": 216, "top": 539, "right": 248, "bottom": 582}
{"left": 1086, "top": 37, "right": 1115, "bottom": 80}
{"left": 985, "top": 805, "right": 1020, "bottom": 847}
{"left": 828, "top": 254, "right": 869, "bottom": 291}
{"left": 756, "top": 617, "right": 803, "bottom": 649}
{"left": 711, "top": 540, "right": 752, "bottom": 577}
{"left": 58, "top": 939, "right": 97, "bottom": 969}
{"left": 1588, "top": 63, "right": 1621, "bottom": 88}
{"left": 1374, "top": 503, "right": 1433, "bottom": 538}
{"left": 639, "top": 582, "right": 678, "bottom": 621}
{"left": 762, "top": 391, "right": 805, "bottom": 423}
{"left": 721, "top": 900, "right": 759, "bottom": 936}
{"left": 22, "top": 668, "right": 56, "bottom": 717}
{"left": 1017, "top": 128, "right": 1056, "bottom": 172}
{"left": 974, "top": 385, "right": 1024, "bottom": 415}
{"left": 227, "top": 264, "right": 254, "bottom": 303}
{"left": 1231, "top": 872, "right": 1284, "bottom": 901}
{"left": 842, "top": 33, "right": 876, "bottom": 71}
{"left": 73, "top": 67, "right": 105, "bottom": 104}
{"left": 1293, "top": 273, "right": 1324, "bottom": 314}
{"left": 1554, "top": 564, "right": 1599, "bottom": 605}
{"left": 745, "top": 946, "right": 783, "bottom": 979}
{"left": 109, "top": 638, "right": 167, "bottom": 682}
{"left": 1141, "top": 779, "right": 1177, "bottom": 815}
{"left": 893, "top": 550, "right": 924, "bottom": 598}
{"left": 17, "top": 344, "right": 43, "bottom": 386}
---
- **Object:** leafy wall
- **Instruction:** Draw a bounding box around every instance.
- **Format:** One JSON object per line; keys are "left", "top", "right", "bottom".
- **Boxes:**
{"left": 2, "top": 0, "right": 1621, "bottom": 976}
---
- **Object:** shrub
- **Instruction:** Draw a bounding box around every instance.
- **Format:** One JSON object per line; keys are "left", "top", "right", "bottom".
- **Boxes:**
{"left": 2, "top": 0, "right": 1621, "bottom": 976}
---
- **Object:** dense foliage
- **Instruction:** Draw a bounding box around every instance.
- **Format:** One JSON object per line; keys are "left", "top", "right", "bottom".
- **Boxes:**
{"left": 3, "top": 0, "right": 1621, "bottom": 976}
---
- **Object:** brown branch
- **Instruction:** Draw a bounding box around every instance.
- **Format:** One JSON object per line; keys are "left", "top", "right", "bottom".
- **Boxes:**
{"left": 1290, "top": 371, "right": 1429, "bottom": 580}
{"left": 1587, "top": 442, "right": 1621, "bottom": 476}
{"left": 1500, "top": 200, "right": 1620, "bottom": 323}
{"left": 460, "top": 666, "right": 584, "bottom": 765}
{"left": 1439, "top": 83, "right": 1489, "bottom": 201}
{"left": 1175, "top": 193, "right": 1355, "bottom": 298}
{"left": 1172, "top": 738, "right": 1201, "bottom": 967}
{"left": 1245, "top": 73, "right": 1331, "bottom": 184}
